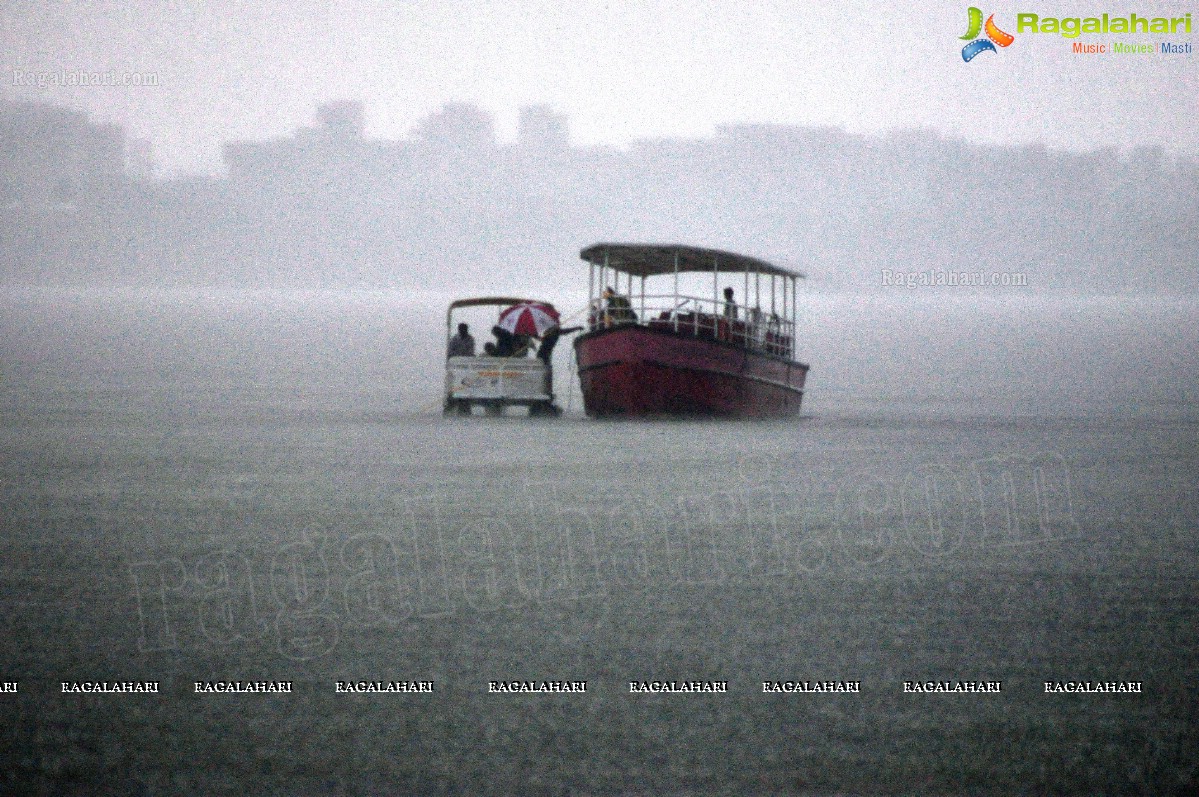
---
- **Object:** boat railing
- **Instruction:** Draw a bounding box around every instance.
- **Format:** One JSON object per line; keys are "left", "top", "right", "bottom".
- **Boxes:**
{"left": 588, "top": 293, "right": 794, "bottom": 358}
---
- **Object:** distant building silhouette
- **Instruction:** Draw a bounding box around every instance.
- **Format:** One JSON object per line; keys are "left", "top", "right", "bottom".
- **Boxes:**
{"left": 223, "top": 100, "right": 406, "bottom": 190}
{"left": 518, "top": 105, "right": 569, "bottom": 152}
{"left": 413, "top": 102, "right": 495, "bottom": 154}
{"left": 0, "top": 100, "right": 125, "bottom": 204}
{"left": 315, "top": 100, "right": 364, "bottom": 140}
{"left": 4, "top": 96, "right": 1193, "bottom": 295}
{"left": 126, "top": 137, "right": 155, "bottom": 182}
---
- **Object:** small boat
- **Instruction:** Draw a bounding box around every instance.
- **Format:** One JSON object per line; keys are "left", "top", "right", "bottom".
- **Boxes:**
{"left": 573, "top": 243, "right": 809, "bottom": 417}
{"left": 444, "top": 297, "right": 563, "bottom": 417}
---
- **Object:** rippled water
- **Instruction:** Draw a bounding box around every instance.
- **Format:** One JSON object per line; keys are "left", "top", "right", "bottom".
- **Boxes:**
{"left": 1, "top": 290, "right": 1196, "bottom": 795}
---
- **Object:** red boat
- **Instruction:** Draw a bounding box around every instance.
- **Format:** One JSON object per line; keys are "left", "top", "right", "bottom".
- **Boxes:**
{"left": 573, "top": 243, "right": 809, "bottom": 418}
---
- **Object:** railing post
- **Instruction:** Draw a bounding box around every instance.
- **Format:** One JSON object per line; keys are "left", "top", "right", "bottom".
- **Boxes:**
{"left": 770, "top": 274, "right": 777, "bottom": 355}
{"left": 673, "top": 249, "right": 680, "bottom": 333}
{"left": 743, "top": 266, "right": 749, "bottom": 345}
{"left": 712, "top": 252, "right": 718, "bottom": 330}
{"left": 602, "top": 250, "right": 609, "bottom": 327}
{"left": 791, "top": 276, "right": 797, "bottom": 359}
{"left": 640, "top": 275, "right": 645, "bottom": 323}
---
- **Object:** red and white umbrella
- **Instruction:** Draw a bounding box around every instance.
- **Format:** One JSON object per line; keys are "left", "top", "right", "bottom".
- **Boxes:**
{"left": 497, "top": 301, "right": 560, "bottom": 338}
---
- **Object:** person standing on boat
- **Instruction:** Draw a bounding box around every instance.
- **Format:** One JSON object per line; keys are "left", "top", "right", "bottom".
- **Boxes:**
{"left": 723, "top": 287, "right": 737, "bottom": 320}
{"left": 535, "top": 323, "right": 583, "bottom": 402}
{"left": 537, "top": 325, "right": 584, "bottom": 367}
{"left": 447, "top": 323, "right": 475, "bottom": 357}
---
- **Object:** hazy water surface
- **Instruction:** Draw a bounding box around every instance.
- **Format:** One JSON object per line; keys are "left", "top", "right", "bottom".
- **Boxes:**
{"left": 1, "top": 290, "right": 1197, "bottom": 795}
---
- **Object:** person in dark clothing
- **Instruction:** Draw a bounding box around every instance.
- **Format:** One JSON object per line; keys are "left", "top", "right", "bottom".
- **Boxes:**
{"left": 536, "top": 325, "right": 583, "bottom": 407}
{"left": 447, "top": 322, "right": 475, "bottom": 357}
{"left": 536, "top": 325, "right": 584, "bottom": 366}
{"left": 491, "top": 325, "right": 517, "bottom": 357}
{"left": 603, "top": 287, "right": 637, "bottom": 325}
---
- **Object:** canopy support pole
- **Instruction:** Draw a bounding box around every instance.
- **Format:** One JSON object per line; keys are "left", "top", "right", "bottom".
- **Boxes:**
{"left": 673, "top": 249, "right": 680, "bottom": 332}
{"left": 744, "top": 268, "right": 749, "bottom": 329}
{"left": 792, "top": 276, "right": 797, "bottom": 358}
{"left": 713, "top": 253, "right": 718, "bottom": 321}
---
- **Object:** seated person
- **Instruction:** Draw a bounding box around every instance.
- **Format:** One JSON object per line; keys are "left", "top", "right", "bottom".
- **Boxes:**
{"left": 490, "top": 326, "right": 530, "bottom": 357}
{"left": 602, "top": 287, "right": 637, "bottom": 325}
{"left": 447, "top": 322, "right": 476, "bottom": 357}
{"left": 490, "top": 326, "right": 515, "bottom": 356}
{"left": 512, "top": 335, "right": 534, "bottom": 358}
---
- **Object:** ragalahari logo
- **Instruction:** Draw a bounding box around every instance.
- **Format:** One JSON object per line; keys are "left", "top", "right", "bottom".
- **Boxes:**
{"left": 961, "top": 7, "right": 1015, "bottom": 61}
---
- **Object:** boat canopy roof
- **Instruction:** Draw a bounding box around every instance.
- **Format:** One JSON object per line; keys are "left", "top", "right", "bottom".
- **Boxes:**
{"left": 446, "top": 296, "right": 555, "bottom": 326}
{"left": 580, "top": 243, "right": 804, "bottom": 280}
{"left": 448, "top": 296, "right": 548, "bottom": 311}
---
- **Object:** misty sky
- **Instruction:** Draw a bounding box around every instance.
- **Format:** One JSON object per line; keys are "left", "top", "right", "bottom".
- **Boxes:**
{"left": 3, "top": 0, "right": 1197, "bottom": 175}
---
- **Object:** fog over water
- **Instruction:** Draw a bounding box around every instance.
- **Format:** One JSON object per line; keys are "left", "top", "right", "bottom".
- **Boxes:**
{"left": 3, "top": 180, "right": 1198, "bottom": 791}
{"left": 3, "top": 8, "right": 1199, "bottom": 789}
{"left": 2, "top": 287, "right": 1198, "bottom": 794}
{"left": 4, "top": 288, "right": 1197, "bottom": 420}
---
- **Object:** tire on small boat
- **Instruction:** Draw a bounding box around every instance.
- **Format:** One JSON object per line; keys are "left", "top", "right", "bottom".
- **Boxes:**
{"left": 444, "top": 399, "right": 472, "bottom": 416}
{"left": 529, "top": 401, "right": 561, "bottom": 418}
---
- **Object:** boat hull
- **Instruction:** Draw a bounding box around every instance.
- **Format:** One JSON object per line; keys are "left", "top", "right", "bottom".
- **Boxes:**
{"left": 574, "top": 326, "right": 807, "bottom": 418}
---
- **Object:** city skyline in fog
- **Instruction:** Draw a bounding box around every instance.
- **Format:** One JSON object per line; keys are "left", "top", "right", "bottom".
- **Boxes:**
{"left": 4, "top": 0, "right": 1197, "bottom": 175}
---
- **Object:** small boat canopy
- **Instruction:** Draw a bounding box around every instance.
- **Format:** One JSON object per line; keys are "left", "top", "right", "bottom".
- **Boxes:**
{"left": 448, "top": 296, "right": 541, "bottom": 312}
{"left": 446, "top": 296, "right": 546, "bottom": 325}
{"left": 580, "top": 243, "right": 804, "bottom": 280}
